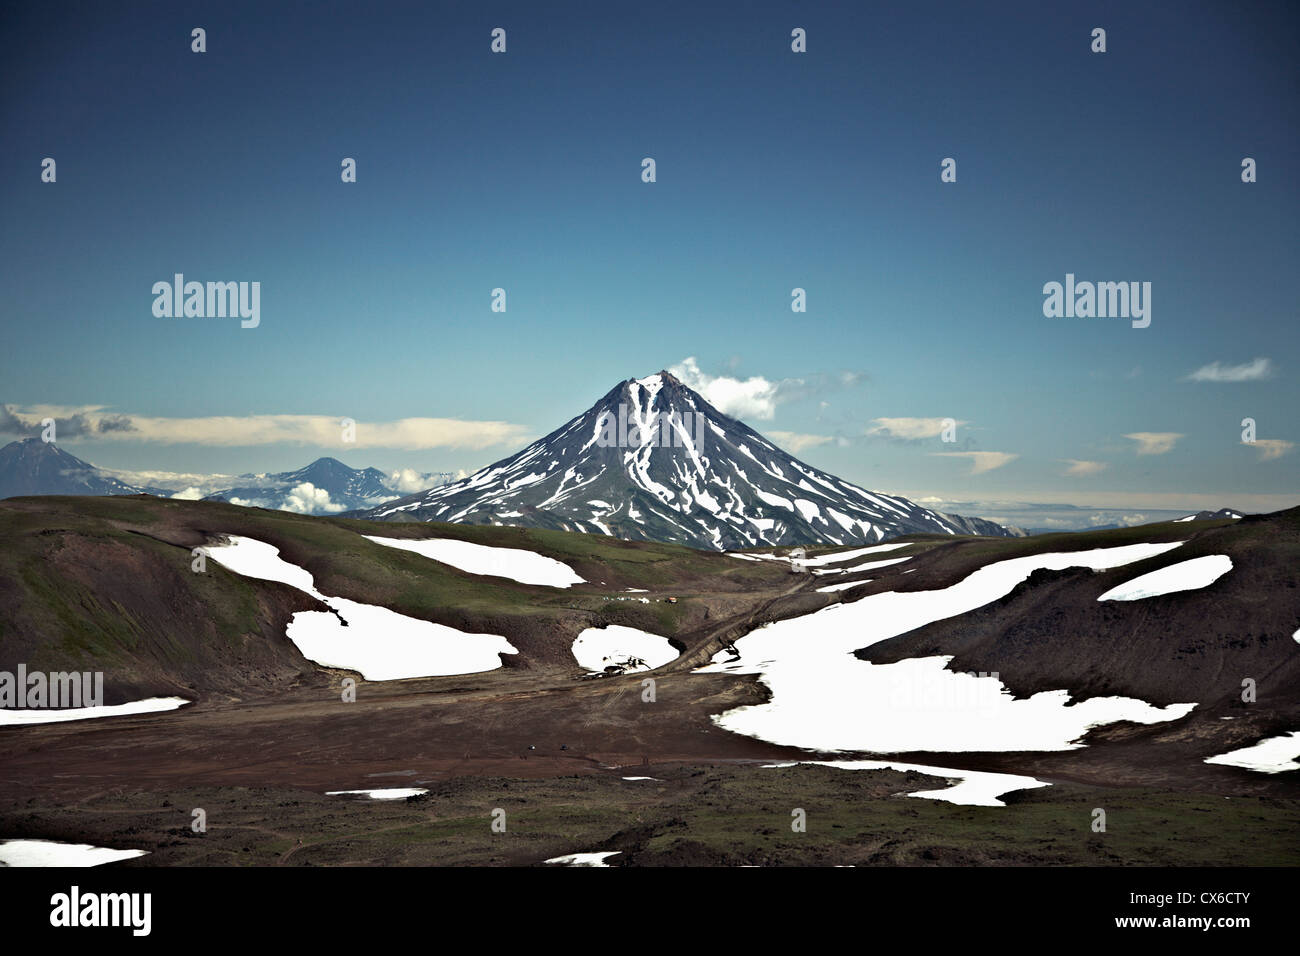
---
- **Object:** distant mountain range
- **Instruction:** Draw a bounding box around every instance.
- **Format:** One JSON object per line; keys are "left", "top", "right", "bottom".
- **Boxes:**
{"left": 1021, "top": 509, "right": 1245, "bottom": 535}
{"left": 354, "top": 371, "right": 1025, "bottom": 549}
{"left": 0, "top": 439, "right": 451, "bottom": 515}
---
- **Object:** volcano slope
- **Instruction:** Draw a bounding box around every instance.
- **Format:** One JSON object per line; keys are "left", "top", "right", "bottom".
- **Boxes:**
{"left": 0, "top": 495, "right": 1296, "bottom": 866}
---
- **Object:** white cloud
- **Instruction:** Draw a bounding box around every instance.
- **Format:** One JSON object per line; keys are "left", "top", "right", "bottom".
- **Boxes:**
{"left": 1185, "top": 357, "right": 1274, "bottom": 383}
{"left": 931, "top": 451, "right": 1018, "bottom": 474}
{"left": 110, "top": 469, "right": 241, "bottom": 494}
{"left": 669, "top": 357, "right": 798, "bottom": 421}
{"left": 1061, "top": 459, "right": 1108, "bottom": 477}
{"left": 765, "top": 430, "right": 833, "bottom": 454}
{"left": 0, "top": 405, "right": 531, "bottom": 451}
{"left": 283, "top": 482, "right": 346, "bottom": 514}
{"left": 1245, "top": 439, "right": 1295, "bottom": 462}
{"left": 989, "top": 511, "right": 1149, "bottom": 530}
{"left": 385, "top": 468, "right": 454, "bottom": 493}
{"left": 170, "top": 487, "right": 206, "bottom": 500}
{"left": 387, "top": 468, "right": 429, "bottom": 493}
{"left": 1109, "top": 514, "right": 1150, "bottom": 527}
{"left": 1125, "top": 432, "right": 1183, "bottom": 455}
{"left": 867, "top": 417, "right": 966, "bottom": 441}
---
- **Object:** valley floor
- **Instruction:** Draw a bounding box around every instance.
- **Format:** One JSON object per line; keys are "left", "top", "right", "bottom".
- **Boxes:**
{"left": 0, "top": 667, "right": 1296, "bottom": 866}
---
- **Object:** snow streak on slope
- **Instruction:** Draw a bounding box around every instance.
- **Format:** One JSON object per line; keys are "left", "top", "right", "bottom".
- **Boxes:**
{"left": 359, "top": 371, "right": 1020, "bottom": 551}
{"left": 811, "top": 556, "right": 912, "bottom": 576}
{"left": 800, "top": 543, "right": 913, "bottom": 566}
{"left": 363, "top": 534, "right": 585, "bottom": 588}
{"left": 1096, "top": 554, "right": 1233, "bottom": 601}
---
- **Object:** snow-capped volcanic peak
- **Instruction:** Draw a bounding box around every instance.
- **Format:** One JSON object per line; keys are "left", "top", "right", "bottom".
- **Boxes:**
{"left": 359, "top": 371, "right": 1019, "bottom": 550}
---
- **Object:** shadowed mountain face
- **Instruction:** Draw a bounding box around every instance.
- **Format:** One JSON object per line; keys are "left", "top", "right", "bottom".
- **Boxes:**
{"left": 0, "top": 438, "right": 155, "bottom": 499}
{"left": 356, "top": 372, "right": 1021, "bottom": 549}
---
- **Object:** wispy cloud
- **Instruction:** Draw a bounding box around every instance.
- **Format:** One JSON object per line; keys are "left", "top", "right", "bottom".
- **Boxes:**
{"left": 1184, "top": 357, "right": 1274, "bottom": 383}
{"left": 931, "top": 451, "right": 1018, "bottom": 474}
{"left": 1245, "top": 439, "right": 1295, "bottom": 461}
{"left": 109, "top": 466, "right": 448, "bottom": 501}
{"left": 0, "top": 405, "right": 532, "bottom": 450}
{"left": 1124, "top": 432, "right": 1182, "bottom": 455}
{"left": 1061, "top": 459, "right": 1108, "bottom": 476}
{"left": 668, "top": 358, "right": 864, "bottom": 421}
{"left": 867, "top": 417, "right": 966, "bottom": 442}
{"left": 765, "top": 430, "right": 833, "bottom": 454}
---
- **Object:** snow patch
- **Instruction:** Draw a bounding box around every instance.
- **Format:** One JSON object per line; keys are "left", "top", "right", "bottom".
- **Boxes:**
{"left": 545, "top": 851, "right": 621, "bottom": 866}
{"left": 1204, "top": 731, "right": 1300, "bottom": 774}
{"left": 364, "top": 534, "right": 585, "bottom": 588}
{"left": 815, "top": 579, "right": 873, "bottom": 593}
{"left": 0, "top": 840, "right": 148, "bottom": 867}
{"left": 572, "top": 625, "right": 678, "bottom": 673}
{"left": 326, "top": 788, "right": 428, "bottom": 800}
{"left": 1097, "top": 554, "right": 1233, "bottom": 601}
{"left": 0, "top": 697, "right": 189, "bottom": 726}
{"left": 764, "top": 760, "right": 1048, "bottom": 807}
{"left": 208, "top": 536, "right": 518, "bottom": 680}
{"left": 696, "top": 541, "right": 1194, "bottom": 753}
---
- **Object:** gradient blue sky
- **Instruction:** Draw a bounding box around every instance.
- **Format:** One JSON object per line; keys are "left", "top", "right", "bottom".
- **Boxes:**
{"left": 1, "top": 0, "right": 1296, "bottom": 525}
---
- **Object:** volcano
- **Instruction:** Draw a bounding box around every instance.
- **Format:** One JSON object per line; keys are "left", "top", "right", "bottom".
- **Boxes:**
{"left": 354, "top": 371, "right": 1021, "bottom": 549}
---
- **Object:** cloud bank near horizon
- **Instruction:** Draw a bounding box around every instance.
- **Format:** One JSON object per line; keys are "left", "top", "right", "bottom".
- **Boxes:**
{"left": 0, "top": 404, "right": 533, "bottom": 451}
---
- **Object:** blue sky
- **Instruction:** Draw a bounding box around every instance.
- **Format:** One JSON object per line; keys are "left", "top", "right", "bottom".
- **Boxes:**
{"left": 1, "top": 0, "right": 1296, "bottom": 526}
